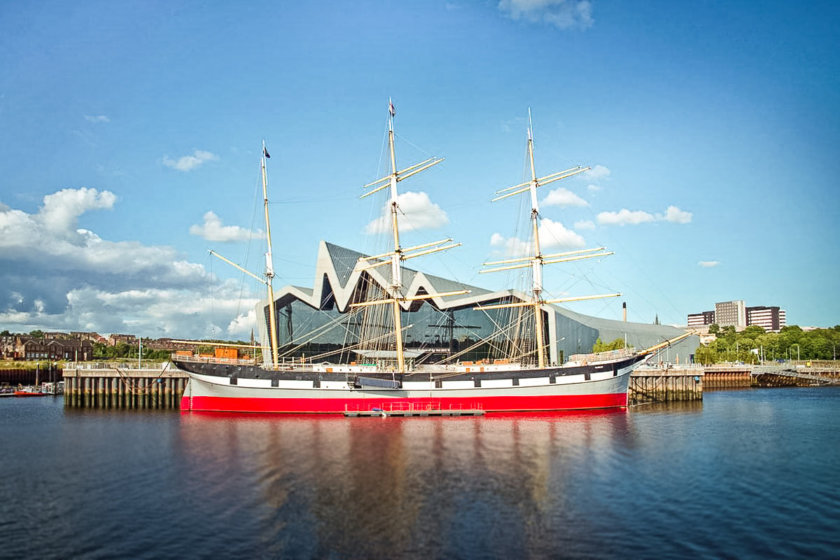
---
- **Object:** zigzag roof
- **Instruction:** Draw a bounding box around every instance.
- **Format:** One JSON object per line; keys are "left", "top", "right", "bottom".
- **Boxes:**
{"left": 273, "top": 241, "right": 509, "bottom": 312}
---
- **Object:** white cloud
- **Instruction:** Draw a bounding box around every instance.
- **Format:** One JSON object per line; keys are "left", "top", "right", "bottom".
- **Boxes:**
{"left": 189, "top": 211, "right": 263, "bottom": 242}
{"left": 38, "top": 187, "right": 116, "bottom": 235}
{"left": 586, "top": 184, "right": 602, "bottom": 192}
{"left": 597, "top": 209, "right": 655, "bottom": 226}
{"left": 597, "top": 205, "right": 693, "bottom": 226}
{"left": 584, "top": 164, "right": 610, "bottom": 181}
{"left": 0, "top": 188, "right": 259, "bottom": 339}
{"left": 574, "top": 220, "right": 595, "bottom": 230}
{"left": 664, "top": 205, "right": 693, "bottom": 224}
{"left": 540, "top": 218, "right": 586, "bottom": 248}
{"left": 84, "top": 115, "right": 110, "bottom": 123}
{"left": 490, "top": 232, "right": 530, "bottom": 257}
{"left": 541, "top": 187, "right": 588, "bottom": 208}
{"left": 163, "top": 150, "right": 218, "bottom": 172}
{"left": 365, "top": 191, "right": 449, "bottom": 234}
{"left": 698, "top": 261, "right": 720, "bottom": 268}
{"left": 498, "top": 0, "right": 594, "bottom": 30}
{"left": 490, "top": 217, "right": 585, "bottom": 256}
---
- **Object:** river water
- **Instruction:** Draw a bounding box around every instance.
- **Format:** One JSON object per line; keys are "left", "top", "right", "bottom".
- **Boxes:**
{"left": 1, "top": 387, "right": 838, "bottom": 559}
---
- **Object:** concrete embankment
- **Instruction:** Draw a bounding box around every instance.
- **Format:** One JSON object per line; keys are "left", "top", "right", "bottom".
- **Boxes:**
{"left": 63, "top": 363, "right": 187, "bottom": 409}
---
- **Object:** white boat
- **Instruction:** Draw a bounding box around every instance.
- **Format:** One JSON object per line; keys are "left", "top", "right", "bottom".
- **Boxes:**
{"left": 174, "top": 103, "right": 682, "bottom": 414}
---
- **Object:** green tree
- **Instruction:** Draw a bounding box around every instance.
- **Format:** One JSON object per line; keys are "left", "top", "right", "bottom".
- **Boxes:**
{"left": 592, "top": 337, "right": 626, "bottom": 352}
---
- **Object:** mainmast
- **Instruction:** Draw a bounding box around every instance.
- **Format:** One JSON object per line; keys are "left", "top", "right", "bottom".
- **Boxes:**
{"left": 356, "top": 100, "right": 466, "bottom": 372}
{"left": 480, "top": 110, "right": 618, "bottom": 368}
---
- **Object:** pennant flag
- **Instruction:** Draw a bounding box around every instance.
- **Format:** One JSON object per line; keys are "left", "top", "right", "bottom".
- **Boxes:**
{"left": 389, "top": 100, "right": 395, "bottom": 117}
{"left": 263, "top": 147, "right": 271, "bottom": 158}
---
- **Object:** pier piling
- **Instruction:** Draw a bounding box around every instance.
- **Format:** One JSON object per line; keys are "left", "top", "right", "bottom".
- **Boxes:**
{"left": 63, "top": 364, "right": 188, "bottom": 410}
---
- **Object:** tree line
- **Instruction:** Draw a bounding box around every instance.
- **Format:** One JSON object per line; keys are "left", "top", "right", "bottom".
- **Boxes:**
{"left": 694, "top": 325, "right": 840, "bottom": 365}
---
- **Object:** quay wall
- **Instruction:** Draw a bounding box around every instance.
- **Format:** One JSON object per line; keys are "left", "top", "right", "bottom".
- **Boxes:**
{"left": 629, "top": 366, "right": 703, "bottom": 404}
{"left": 1, "top": 366, "right": 63, "bottom": 386}
{"left": 63, "top": 364, "right": 187, "bottom": 410}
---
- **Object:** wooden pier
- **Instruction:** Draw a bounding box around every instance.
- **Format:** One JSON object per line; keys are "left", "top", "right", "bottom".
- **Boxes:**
{"left": 629, "top": 366, "right": 704, "bottom": 404}
{"left": 63, "top": 363, "right": 188, "bottom": 409}
{"left": 703, "top": 365, "right": 752, "bottom": 388}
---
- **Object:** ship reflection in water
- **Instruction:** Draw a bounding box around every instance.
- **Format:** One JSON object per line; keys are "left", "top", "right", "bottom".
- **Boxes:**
{"left": 175, "top": 411, "right": 639, "bottom": 558}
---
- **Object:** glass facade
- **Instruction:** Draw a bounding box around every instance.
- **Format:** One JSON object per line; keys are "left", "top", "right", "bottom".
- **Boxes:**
{"left": 264, "top": 297, "right": 549, "bottom": 366}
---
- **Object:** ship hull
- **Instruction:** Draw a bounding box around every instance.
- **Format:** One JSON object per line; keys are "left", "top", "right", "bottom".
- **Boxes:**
{"left": 176, "top": 355, "right": 644, "bottom": 414}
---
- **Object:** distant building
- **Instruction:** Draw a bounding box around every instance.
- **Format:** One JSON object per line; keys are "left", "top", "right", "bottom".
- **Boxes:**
{"left": 688, "top": 302, "right": 787, "bottom": 332}
{"left": 687, "top": 311, "right": 715, "bottom": 327}
{"left": 16, "top": 336, "right": 93, "bottom": 361}
{"left": 746, "top": 306, "right": 786, "bottom": 332}
{"left": 108, "top": 334, "right": 137, "bottom": 346}
{"left": 71, "top": 331, "right": 106, "bottom": 344}
{"left": 1, "top": 335, "right": 16, "bottom": 358}
{"left": 715, "top": 300, "right": 747, "bottom": 328}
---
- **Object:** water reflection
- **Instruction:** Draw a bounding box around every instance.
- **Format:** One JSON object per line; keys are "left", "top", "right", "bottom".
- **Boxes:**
{"left": 176, "top": 411, "right": 636, "bottom": 557}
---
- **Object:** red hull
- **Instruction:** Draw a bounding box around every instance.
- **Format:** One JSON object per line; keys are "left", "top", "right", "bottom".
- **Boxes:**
{"left": 14, "top": 391, "right": 48, "bottom": 397}
{"left": 181, "top": 392, "right": 628, "bottom": 414}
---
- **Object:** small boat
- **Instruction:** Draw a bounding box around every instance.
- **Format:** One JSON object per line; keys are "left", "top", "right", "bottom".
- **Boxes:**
{"left": 14, "top": 386, "right": 48, "bottom": 397}
{"left": 174, "top": 103, "right": 686, "bottom": 414}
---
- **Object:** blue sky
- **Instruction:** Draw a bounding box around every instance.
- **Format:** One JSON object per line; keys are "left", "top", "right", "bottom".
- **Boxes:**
{"left": 1, "top": 0, "right": 838, "bottom": 340}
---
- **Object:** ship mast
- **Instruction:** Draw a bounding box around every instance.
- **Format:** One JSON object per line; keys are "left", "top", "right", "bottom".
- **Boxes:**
{"left": 207, "top": 143, "right": 280, "bottom": 369}
{"left": 355, "top": 100, "right": 467, "bottom": 372}
{"left": 479, "top": 110, "right": 619, "bottom": 368}
{"left": 261, "top": 141, "right": 280, "bottom": 369}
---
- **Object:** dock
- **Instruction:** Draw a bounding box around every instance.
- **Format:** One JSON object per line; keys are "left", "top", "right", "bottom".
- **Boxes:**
{"left": 63, "top": 363, "right": 188, "bottom": 409}
{"left": 630, "top": 366, "right": 704, "bottom": 403}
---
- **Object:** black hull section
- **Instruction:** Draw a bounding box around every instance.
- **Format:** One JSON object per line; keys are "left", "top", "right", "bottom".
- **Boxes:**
{"left": 173, "top": 354, "right": 647, "bottom": 388}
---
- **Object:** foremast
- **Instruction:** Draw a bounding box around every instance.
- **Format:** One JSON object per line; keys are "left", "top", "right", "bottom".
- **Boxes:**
{"left": 479, "top": 110, "right": 619, "bottom": 368}
{"left": 356, "top": 100, "right": 467, "bottom": 372}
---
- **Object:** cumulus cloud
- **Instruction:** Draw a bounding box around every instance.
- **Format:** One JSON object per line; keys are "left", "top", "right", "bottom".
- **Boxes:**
{"left": 597, "top": 209, "right": 655, "bottom": 226}
{"left": 664, "top": 205, "right": 693, "bottom": 224}
{"left": 698, "top": 261, "right": 720, "bottom": 268}
{"left": 541, "top": 187, "right": 588, "bottom": 208}
{"left": 574, "top": 220, "right": 595, "bottom": 230}
{"left": 39, "top": 187, "right": 116, "bottom": 235}
{"left": 189, "top": 211, "right": 263, "bottom": 242}
{"left": 84, "top": 115, "right": 110, "bottom": 123}
{"left": 0, "top": 188, "right": 259, "bottom": 339}
{"left": 365, "top": 191, "right": 449, "bottom": 234}
{"left": 597, "top": 206, "right": 693, "bottom": 226}
{"left": 163, "top": 150, "right": 218, "bottom": 172}
{"left": 490, "top": 217, "right": 585, "bottom": 256}
{"left": 584, "top": 164, "right": 610, "bottom": 181}
{"left": 498, "top": 0, "right": 594, "bottom": 30}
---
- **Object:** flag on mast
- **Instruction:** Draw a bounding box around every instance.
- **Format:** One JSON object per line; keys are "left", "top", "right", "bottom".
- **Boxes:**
{"left": 389, "top": 99, "right": 395, "bottom": 117}
{"left": 263, "top": 146, "right": 271, "bottom": 158}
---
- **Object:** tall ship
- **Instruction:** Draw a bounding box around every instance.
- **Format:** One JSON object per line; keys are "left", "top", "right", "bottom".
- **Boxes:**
{"left": 174, "top": 103, "right": 684, "bottom": 414}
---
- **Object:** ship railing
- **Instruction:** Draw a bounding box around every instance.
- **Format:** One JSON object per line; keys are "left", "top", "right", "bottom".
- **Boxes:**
{"left": 66, "top": 361, "right": 172, "bottom": 370}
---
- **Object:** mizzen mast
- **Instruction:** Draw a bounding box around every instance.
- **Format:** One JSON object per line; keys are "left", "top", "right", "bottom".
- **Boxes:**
{"left": 260, "top": 142, "right": 281, "bottom": 369}
{"left": 209, "top": 143, "right": 280, "bottom": 369}
{"left": 356, "top": 100, "right": 466, "bottom": 372}
{"left": 479, "top": 110, "right": 618, "bottom": 368}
